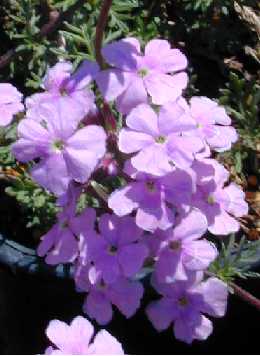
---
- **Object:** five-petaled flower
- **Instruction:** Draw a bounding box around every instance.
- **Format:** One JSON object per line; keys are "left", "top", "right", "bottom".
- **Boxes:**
{"left": 12, "top": 100, "right": 106, "bottom": 196}
{"left": 45, "top": 315, "right": 124, "bottom": 354}
{"left": 96, "top": 38, "right": 188, "bottom": 113}
{"left": 26, "top": 60, "right": 99, "bottom": 118}
{"left": 118, "top": 101, "right": 204, "bottom": 176}
{"left": 146, "top": 274, "right": 228, "bottom": 344}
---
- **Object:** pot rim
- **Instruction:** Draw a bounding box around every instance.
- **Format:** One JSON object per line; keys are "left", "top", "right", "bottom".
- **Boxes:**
{"left": 0, "top": 233, "right": 73, "bottom": 279}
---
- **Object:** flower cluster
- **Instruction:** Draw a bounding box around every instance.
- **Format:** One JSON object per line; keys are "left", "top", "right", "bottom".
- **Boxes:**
{"left": 8, "top": 37, "right": 249, "bottom": 345}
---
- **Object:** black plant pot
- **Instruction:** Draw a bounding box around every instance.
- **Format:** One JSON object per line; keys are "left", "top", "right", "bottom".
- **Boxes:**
{"left": 0, "top": 232, "right": 260, "bottom": 355}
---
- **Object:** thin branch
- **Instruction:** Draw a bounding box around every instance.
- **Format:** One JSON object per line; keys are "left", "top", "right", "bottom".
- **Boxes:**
{"left": 0, "top": 0, "right": 86, "bottom": 69}
{"left": 230, "top": 281, "right": 260, "bottom": 311}
{"left": 95, "top": 0, "right": 113, "bottom": 68}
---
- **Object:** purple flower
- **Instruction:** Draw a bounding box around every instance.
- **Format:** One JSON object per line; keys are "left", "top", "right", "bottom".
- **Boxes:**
{"left": 75, "top": 265, "right": 144, "bottom": 325}
{"left": 0, "top": 83, "right": 24, "bottom": 126}
{"left": 38, "top": 207, "right": 96, "bottom": 265}
{"left": 45, "top": 315, "right": 124, "bottom": 354}
{"left": 154, "top": 210, "right": 218, "bottom": 283}
{"left": 88, "top": 214, "right": 148, "bottom": 283}
{"left": 146, "top": 274, "right": 228, "bottom": 344}
{"left": 118, "top": 101, "right": 204, "bottom": 176}
{"left": 191, "top": 160, "right": 248, "bottom": 235}
{"left": 108, "top": 162, "right": 194, "bottom": 232}
{"left": 189, "top": 97, "right": 238, "bottom": 152}
{"left": 26, "top": 60, "right": 98, "bottom": 117}
{"left": 12, "top": 101, "right": 106, "bottom": 196}
{"left": 96, "top": 38, "right": 188, "bottom": 114}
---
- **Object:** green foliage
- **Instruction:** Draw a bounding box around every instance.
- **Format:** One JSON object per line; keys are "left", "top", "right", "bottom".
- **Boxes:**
{"left": 220, "top": 72, "right": 260, "bottom": 148}
{"left": 5, "top": 175, "right": 58, "bottom": 230}
{"left": 182, "top": 0, "right": 257, "bottom": 15}
{"left": 51, "top": 0, "right": 84, "bottom": 11}
{"left": 210, "top": 235, "right": 260, "bottom": 282}
{"left": 0, "top": 0, "right": 144, "bottom": 89}
{"left": 218, "top": 72, "right": 260, "bottom": 175}
{"left": 1, "top": 0, "right": 53, "bottom": 88}
{"left": 53, "top": 0, "right": 140, "bottom": 61}
{"left": 183, "top": 0, "right": 226, "bottom": 13}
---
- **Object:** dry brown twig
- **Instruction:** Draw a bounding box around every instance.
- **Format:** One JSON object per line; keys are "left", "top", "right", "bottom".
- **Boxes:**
{"left": 234, "top": 1, "right": 260, "bottom": 63}
{"left": 234, "top": 2, "right": 260, "bottom": 39}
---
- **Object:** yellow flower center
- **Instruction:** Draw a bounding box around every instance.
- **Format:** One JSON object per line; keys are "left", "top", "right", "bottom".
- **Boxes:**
{"left": 138, "top": 68, "right": 149, "bottom": 77}
{"left": 169, "top": 240, "right": 182, "bottom": 251}
{"left": 107, "top": 245, "right": 118, "bottom": 255}
{"left": 60, "top": 87, "right": 68, "bottom": 96}
{"left": 146, "top": 181, "right": 156, "bottom": 192}
{"left": 155, "top": 135, "right": 166, "bottom": 144}
{"left": 53, "top": 139, "right": 64, "bottom": 151}
{"left": 207, "top": 195, "right": 215, "bottom": 205}
{"left": 178, "top": 296, "right": 189, "bottom": 307}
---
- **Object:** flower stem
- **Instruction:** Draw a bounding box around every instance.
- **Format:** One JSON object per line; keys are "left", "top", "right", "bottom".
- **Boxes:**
{"left": 230, "top": 281, "right": 260, "bottom": 311}
{"left": 90, "top": 180, "right": 109, "bottom": 202}
{"left": 95, "top": 0, "right": 113, "bottom": 68}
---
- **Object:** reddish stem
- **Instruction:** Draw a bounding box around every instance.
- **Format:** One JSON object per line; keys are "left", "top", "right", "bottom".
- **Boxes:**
{"left": 230, "top": 281, "right": 260, "bottom": 311}
{"left": 95, "top": 0, "right": 113, "bottom": 68}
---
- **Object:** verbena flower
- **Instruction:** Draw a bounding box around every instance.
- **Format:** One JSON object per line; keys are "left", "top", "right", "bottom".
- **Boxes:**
{"left": 75, "top": 265, "right": 144, "bottom": 325}
{"left": 118, "top": 101, "right": 203, "bottom": 176}
{"left": 191, "top": 159, "right": 248, "bottom": 235}
{"left": 154, "top": 210, "right": 218, "bottom": 283}
{"left": 188, "top": 97, "right": 238, "bottom": 152}
{"left": 96, "top": 38, "right": 188, "bottom": 113}
{"left": 0, "top": 83, "right": 24, "bottom": 126}
{"left": 146, "top": 274, "right": 228, "bottom": 344}
{"left": 12, "top": 101, "right": 106, "bottom": 195}
{"left": 108, "top": 161, "right": 193, "bottom": 232}
{"left": 45, "top": 315, "right": 124, "bottom": 354}
{"left": 38, "top": 207, "right": 96, "bottom": 265}
{"left": 87, "top": 214, "right": 148, "bottom": 283}
{"left": 26, "top": 60, "right": 98, "bottom": 117}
